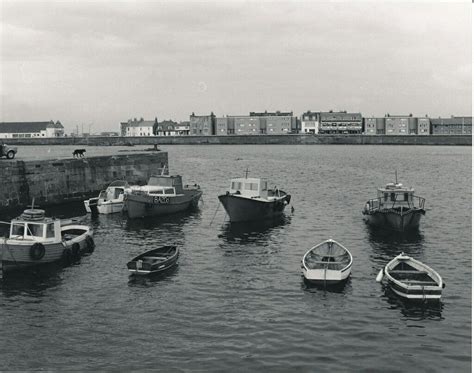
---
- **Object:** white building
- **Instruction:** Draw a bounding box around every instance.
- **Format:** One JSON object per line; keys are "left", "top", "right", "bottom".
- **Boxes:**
{"left": 0, "top": 121, "right": 64, "bottom": 138}
{"left": 300, "top": 111, "right": 319, "bottom": 134}
{"left": 121, "top": 118, "right": 155, "bottom": 136}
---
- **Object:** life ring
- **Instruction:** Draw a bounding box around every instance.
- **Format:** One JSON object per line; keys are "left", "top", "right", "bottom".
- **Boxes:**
{"left": 30, "top": 243, "right": 45, "bottom": 260}
{"left": 85, "top": 236, "right": 95, "bottom": 252}
{"left": 71, "top": 243, "right": 81, "bottom": 259}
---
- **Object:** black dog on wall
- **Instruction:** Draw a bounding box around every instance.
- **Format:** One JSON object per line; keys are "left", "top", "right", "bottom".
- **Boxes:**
{"left": 73, "top": 149, "right": 86, "bottom": 158}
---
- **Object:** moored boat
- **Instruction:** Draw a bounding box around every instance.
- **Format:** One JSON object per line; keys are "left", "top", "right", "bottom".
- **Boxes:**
{"left": 124, "top": 175, "right": 202, "bottom": 219}
{"left": 127, "top": 246, "right": 179, "bottom": 275}
{"left": 84, "top": 180, "right": 132, "bottom": 214}
{"left": 362, "top": 179, "right": 425, "bottom": 232}
{"left": 218, "top": 173, "right": 291, "bottom": 223}
{"left": 301, "top": 239, "right": 352, "bottom": 285}
{"left": 0, "top": 208, "right": 94, "bottom": 276}
{"left": 376, "top": 253, "right": 444, "bottom": 301}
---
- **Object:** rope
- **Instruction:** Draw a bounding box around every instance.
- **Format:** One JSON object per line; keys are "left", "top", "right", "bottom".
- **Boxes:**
{"left": 209, "top": 204, "right": 221, "bottom": 226}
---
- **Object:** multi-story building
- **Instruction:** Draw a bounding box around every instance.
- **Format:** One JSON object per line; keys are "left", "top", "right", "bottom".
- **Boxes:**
{"left": 122, "top": 118, "right": 155, "bottom": 136}
{"left": 0, "top": 120, "right": 64, "bottom": 138}
{"left": 189, "top": 113, "right": 216, "bottom": 135}
{"left": 417, "top": 117, "right": 430, "bottom": 135}
{"left": 430, "top": 116, "right": 472, "bottom": 135}
{"left": 300, "top": 111, "right": 319, "bottom": 134}
{"left": 153, "top": 120, "right": 190, "bottom": 136}
{"left": 213, "top": 111, "right": 297, "bottom": 135}
{"left": 319, "top": 111, "right": 362, "bottom": 134}
{"left": 364, "top": 115, "right": 430, "bottom": 135}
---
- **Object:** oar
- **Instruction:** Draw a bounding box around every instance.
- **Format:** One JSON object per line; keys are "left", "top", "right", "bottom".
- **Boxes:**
{"left": 375, "top": 268, "right": 384, "bottom": 283}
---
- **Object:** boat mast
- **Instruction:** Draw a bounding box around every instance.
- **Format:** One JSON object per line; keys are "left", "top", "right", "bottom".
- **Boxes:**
{"left": 395, "top": 170, "right": 398, "bottom": 184}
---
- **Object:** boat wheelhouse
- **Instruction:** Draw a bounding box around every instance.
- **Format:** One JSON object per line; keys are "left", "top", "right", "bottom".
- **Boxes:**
{"left": 218, "top": 175, "right": 291, "bottom": 223}
{"left": 124, "top": 175, "right": 202, "bottom": 219}
{"left": 363, "top": 182, "right": 425, "bottom": 232}
{"left": 1, "top": 209, "right": 94, "bottom": 275}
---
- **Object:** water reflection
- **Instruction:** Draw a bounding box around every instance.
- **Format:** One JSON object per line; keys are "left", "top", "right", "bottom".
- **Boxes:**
{"left": 0, "top": 264, "right": 65, "bottom": 297}
{"left": 124, "top": 210, "right": 201, "bottom": 233}
{"left": 301, "top": 276, "right": 352, "bottom": 294}
{"left": 218, "top": 215, "right": 291, "bottom": 244}
{"left": 366, "top": 225, "right": 425, "bottom": 267}
{"left": 381, "top": 286, "right": 444, "bottom": 320}
{"left": 127, "top": 264, "right": 179, "bottom": 288}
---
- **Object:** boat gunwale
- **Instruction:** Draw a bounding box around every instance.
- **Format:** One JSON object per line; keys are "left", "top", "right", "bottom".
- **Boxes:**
{"left": 384, "top": 255, "right": 443, "bottom": 290}
{"left": 302, "top": 239, "right": 353, "bottom": 274}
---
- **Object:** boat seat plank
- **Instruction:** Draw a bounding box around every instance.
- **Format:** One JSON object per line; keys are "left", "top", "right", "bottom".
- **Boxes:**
{"left": 389, "top": 270, "right": 428, "bottom": 275}
{"left": 141, "top": 256, "right": 168, "bottom": 261}
{"left": 399, "top": 280, "right": 438, "bottom": 286}
{"left": 308, "top": 261, "right": 345, "bottom": 264}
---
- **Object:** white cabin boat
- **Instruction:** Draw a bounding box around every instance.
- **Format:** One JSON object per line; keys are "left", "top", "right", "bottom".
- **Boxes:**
{"left": 84, "top": 180, "right": 132, "bottom": 214}
{"left": 0, "top": 208, "right": 94, "bottom": 275}
{"left": 376, "top": 253, "right": 444, "bottom": 301}
{"left": 363, "top": 181, "right": 425, "bottom": 231}
{"left": 301, "top": 239, "right": 352, "bottom": 285}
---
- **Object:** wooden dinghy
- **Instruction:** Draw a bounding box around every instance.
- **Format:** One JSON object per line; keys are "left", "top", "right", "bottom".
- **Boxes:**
{"left": 127, "top": 246, "right": 179, "bottom": 275}
{"left": 301, "top": 239, "right": 352, "bottom": 285}
{"left": 376, "top": 253, "right": 444, "bottom": 301}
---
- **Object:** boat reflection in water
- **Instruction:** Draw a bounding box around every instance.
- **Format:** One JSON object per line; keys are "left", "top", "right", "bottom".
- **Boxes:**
{"left": 218, "top": 215, "right": 291, "bottom": 245}
{"left": 302, "top": 276, "right": 352, "bottom": 294}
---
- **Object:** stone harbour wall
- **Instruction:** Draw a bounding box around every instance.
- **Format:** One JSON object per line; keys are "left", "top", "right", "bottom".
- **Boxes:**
{"left": 0, "top": 152, "right": 168, "bottom": 211}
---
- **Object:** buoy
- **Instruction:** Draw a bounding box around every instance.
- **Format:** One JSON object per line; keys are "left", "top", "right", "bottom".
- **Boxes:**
{"left": 375, "top": 269, "right": 384, "bottom": 283}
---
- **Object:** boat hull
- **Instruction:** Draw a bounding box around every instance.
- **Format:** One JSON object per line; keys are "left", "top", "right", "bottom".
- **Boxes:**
{"left": 218, "top": 193, "right": 291, "bottom": 223}
{"left": 1, "top": 228, "right": 93, "bottom": 273}
{"left": 125, "top": 189, "right": 202, "bottom": 219}
{"left": 387, "top": 278, "right": 442, "bottom": 300}
{"left": 364, "top": 209, "right": 424, "bottom": 232}
{"left": 127, "top": 246, "right": 179, "bottom": 275}
{"left": 302, "top": 265, "right": 352, "bottom": 284}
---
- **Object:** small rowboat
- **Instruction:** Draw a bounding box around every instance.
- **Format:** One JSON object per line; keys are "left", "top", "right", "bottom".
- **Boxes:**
{"left": 301, "top": 239, "right": 352, "bottom": 285}
{"left": 127, "top": 246, "right": 179, "bottom": 276}
{"left": 376, "top": 253, "right": 444, "bottom": 301}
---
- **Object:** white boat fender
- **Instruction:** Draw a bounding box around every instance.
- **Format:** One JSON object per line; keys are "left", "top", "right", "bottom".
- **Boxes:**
{"left": 375, "top": 269, "right": 384, "bottom": 283}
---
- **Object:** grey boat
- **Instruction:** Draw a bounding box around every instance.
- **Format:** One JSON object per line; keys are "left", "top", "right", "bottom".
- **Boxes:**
{"left": 363, "top": 181, "right": 425, "bottom": 232}
{"left": 125, "top": 175, "right": 202, "bottom": 219}
{"left": 218, "top": 175, "right": 291, "bottom": 223}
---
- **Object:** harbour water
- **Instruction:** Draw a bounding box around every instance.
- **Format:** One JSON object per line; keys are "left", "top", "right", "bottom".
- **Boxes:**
{"left": 0, "top": 145, "right": 471, "bottom": 371}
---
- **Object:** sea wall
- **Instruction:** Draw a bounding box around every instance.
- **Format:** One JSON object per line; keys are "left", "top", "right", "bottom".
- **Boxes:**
{"left": 2, "top": 134, "right": 471, "bottom": 146}
{"left": 0, "top": 152, "right": 168, "bottom": 210}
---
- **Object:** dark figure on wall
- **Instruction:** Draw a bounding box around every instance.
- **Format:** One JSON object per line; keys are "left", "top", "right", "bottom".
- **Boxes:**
{"left": 73, "top": 149, "right": 86, "bottom": 158}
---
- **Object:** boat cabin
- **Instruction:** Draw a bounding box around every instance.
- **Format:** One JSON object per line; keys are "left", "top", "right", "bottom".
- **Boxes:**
{"left": 148, "top": 175, "right": 184, "bottom": 194}
{"left": 100, "top": 181, "right": 129, "bottom": 201}
{"left": 9, "top": 209, "right": 61, "bottom": 242}
{"left": 377, "top": 183, "right": 416, "bottom": 209}
{"left": 229, "top": 177, "right": 268, "bottom": 198}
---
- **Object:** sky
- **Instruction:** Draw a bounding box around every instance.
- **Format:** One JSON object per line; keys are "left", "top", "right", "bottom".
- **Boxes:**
{"left": 0, "top": 1, "right": 472, "bottom": 134}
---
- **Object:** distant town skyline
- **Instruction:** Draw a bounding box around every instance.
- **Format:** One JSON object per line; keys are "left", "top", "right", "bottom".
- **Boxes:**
{"left": 1, "top": 1, "right": 472, "bottom": 133}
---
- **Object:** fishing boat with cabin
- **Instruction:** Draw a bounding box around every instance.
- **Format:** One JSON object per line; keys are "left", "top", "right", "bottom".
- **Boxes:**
{"left": 362, "top": 174, "right": 425, "bottom": 232}
{"left": 84, "top": 180, "right": 132, "bottom": 214}
{"left": 376, "top": 253, "right": 444, "bottom": 301}
{"left": 218, "top": 170, "right": 291, "bottom": 223}
{"left": 124, "top": 173, "right": 202, "bottom": 219}
{"left": 0, "top": 206, "right": 94, "bottom": 276}
{"left": 127, "top": 246, "right": 179, "bottom": 275}
{"left": 301, "top": 239, "right": 352, "bottom": 285}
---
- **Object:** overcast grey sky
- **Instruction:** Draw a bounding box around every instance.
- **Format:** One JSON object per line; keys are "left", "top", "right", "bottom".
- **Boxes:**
{"left": 1, "top": 1, "right": 472, "bottom": 133}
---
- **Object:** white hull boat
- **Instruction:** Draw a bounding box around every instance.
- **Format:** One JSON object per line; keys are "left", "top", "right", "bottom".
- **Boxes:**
{"left": 84, "top": 180, "right": 132, "bottom": 214}
{"left": 0, "top": 208, "right": 94, "bottom": 275}
{"left": 376, "top": 253, "right": 444, "bottom": 301}
{"left": 302, "top": 239, "right": 352, "bottom": 285}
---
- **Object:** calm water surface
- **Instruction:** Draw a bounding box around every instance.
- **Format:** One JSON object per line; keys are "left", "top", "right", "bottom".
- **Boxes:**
{"left": 0, "top": 145, "right": 471, "bottom": 371}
